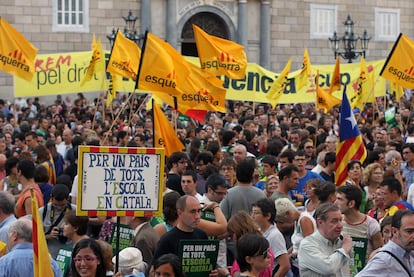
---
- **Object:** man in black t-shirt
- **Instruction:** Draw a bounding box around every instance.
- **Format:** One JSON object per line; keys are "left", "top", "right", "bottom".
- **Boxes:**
{"left": 152, "top": 195, "right": 207, "bottom": 261}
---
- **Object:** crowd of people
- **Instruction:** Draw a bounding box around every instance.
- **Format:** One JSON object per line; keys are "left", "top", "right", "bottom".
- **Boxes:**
{"left": 0, "top": 91, "right": 413, "bottom": 277}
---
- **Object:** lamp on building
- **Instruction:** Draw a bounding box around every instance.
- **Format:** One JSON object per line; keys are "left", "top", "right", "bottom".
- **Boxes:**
{"left": 107, "top": 10, "right": 143, "bottom": 46}
{"left": 328, "top": 15, "right": 370, "bottom": 63}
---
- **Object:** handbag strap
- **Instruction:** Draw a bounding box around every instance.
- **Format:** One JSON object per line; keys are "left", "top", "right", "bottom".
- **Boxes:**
{"left": 379, "top": 250, "right": 412, "bottom": 277}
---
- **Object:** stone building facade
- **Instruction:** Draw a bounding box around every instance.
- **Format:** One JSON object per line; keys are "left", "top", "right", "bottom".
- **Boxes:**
{"left": 1, "top": 0, "right": 413, "bottom": 100}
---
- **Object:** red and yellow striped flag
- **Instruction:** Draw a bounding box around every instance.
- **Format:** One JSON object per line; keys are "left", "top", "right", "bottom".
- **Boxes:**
{"left": 335, "top": 88, "right": 367, "bottom": 187}
{"left": 31, "top": 189, "right": 54, "bottom": 277}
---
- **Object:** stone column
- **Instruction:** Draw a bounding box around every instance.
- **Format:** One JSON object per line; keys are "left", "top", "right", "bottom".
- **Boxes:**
{"left": 237, "top": 0, "right": 248, "bottom": 47}
{"left": 260, "top": 0, "right": 271, "bottom": 69}
{"left": 140, "top": 0, "right": 151, "bottom": 33}
{"left": 166, "top": 0, "right": 177, "bottom": 47}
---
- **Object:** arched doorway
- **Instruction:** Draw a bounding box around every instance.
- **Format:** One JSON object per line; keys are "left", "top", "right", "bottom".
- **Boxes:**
{"left": 181, "top": 12, "right": 229, "bottom": 57}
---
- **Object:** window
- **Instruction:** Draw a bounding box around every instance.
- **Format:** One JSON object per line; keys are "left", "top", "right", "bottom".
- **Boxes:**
{"left": 310, "top": 4, "right": 337, "bottom": 39}
{"left": 53, "top": 0, "right": 89, "bottom": 32}
{"left": 375, "top": 8, "right": 400, "bottom": 41}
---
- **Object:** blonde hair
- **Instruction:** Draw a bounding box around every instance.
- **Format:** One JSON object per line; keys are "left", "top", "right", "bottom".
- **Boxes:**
{"left": 362, "top": 162, "right": 383, "bottom": 185}
{"left": 275, "top": 198, "right": 297, "bottom": 216}
{"left": 227, "top": 211, "right": 261, "bottom": 240}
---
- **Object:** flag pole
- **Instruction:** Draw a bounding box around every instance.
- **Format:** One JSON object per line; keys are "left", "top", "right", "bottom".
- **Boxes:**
{"left": 115, "top": 216, "right": 121, "bottom": 273}
{"left": 152, "top": 98, "right": 155, "bottom": 148}
{"left": 135, "top": 30, "right": 149, "bottom": 90}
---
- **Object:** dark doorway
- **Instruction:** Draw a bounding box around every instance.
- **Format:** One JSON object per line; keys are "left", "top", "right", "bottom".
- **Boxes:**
{"left": 181, "top": 12, "right": 229, "bottom": 56}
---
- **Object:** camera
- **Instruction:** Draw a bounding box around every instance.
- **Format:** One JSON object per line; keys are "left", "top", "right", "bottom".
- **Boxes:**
{"left": 57, "top": 228, "right": 67, "bottom": 243}
{"left": 57, "top": 228, "right": 64, "bottom": 237}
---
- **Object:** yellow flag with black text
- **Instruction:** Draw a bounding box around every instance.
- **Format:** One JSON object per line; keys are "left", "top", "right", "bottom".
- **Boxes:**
{"left": 107, "top": 30, "right": 141, "bottom": 80}
{"left": 193, "top": 24, "right": 247, "bottom": 79}
{"left": 316, "top": 71, "right": 341, "bottom": 113}
{"left": 350, "top": 57, "right": 374, "bottom": 110}
{"left": 329, "top": 56, "right": 341, "bottom": 94}
{"left": 380, "top": 33, "right": 414, "bottom": 89}
{"left": 153, "top": 103, "right": 184, "bottom": 157}
{"left": 266, "top": 59, "right": 291, "bottom": 108}
{"left": 136, "top": 33, "right": 190, "bottom": 96}
{"left": 0, "top": 18, "right": 37, "bottom": 81}
{"left": 81, "top": 34, "right": 105, "bottom": 87}
{"left": 296, "top": 49, "right": 312, "bottom": 91}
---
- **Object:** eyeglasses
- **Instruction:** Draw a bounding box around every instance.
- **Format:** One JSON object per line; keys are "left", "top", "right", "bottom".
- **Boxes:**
{"left": 73, "top": 255, "right": 98, "bottom": 263}
{"left": 254, "top": 248, "right": 270, "bottom": 259}
{"left": 213, "top": 190, "right": 227, "bottom": 196}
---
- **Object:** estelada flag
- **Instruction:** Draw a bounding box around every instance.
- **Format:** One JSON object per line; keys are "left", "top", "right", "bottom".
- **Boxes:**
{"left": 380, "top": 33, "right": 414, "bottom": 89}
{"left": 335, "top": 87, "right": 367, "bottom": 187}
{"left": 329, "top": 56, "right": 341, "bottom": 94}
{"left": 136, "top": 32, "right": 190, "bottom": 96}
{"left": 81, "top": 34, "right": 105, "bottom": 87}
{"left": 296, "top": 48, "right": 312, "bottom": 91}
{"left": 153, "top": 102, "right": 185, "bottom": 157}
{"left": 31, "top": 189, "right": 54, "bottom": 277}
{"left": 0, "top": 18, "right": 38, "bottom": 81}
{"left": 193, "top": 24, "right": 247, "bottom": 79}
{"left": 315, "top": 70, "right": 341, "bottom": 113}
{"left": 266, "top": 59, "right": 291, "bottom": 108}
{"left": 107, "top": 30, "right": 141, "bottom": 80}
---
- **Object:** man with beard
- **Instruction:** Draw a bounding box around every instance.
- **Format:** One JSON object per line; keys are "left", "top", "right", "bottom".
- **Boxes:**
{"left": 356, "top": 210, "right": 414, "bottom": 276}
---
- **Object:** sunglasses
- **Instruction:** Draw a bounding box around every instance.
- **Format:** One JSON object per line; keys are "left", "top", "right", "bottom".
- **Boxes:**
{"left": 254, "top": 248, "right": 270, "bottom": 259}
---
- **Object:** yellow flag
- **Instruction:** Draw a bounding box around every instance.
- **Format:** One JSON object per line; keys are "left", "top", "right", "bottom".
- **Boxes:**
{"left": 380, "top": 33, "right": 414, "bottom": 89}
{"left": 296, "top": 49, "right": 312, "bottom": 91}
{"left": 106, "top": 73, "right": 122, "bottom": 107}
{"left": 31, "top": 189, "right": 54, "bottom": 277}
{"left": 81, "top": 34, "right": 105, "bottom": 87}
{"left": 153, "top": 103, "right": 184, "bottom": 157}
{"left": 329, "top": 56, "right": 341, "bottom": 94}
{"left": 266, "top": 59, "right": 291, "bottom": 108}
{"left": 136, "top": 32, "right": 190, "bottom": 96}
{"left": 151, "top": 64, "right": 226, "bottom": 114}
{"left": 350, "top": 57, "right": 374, "bottom": 110}
{"left": 193, "top": 24, "right": 247, "bottom": 79}
{"left": 0, "top": 18, "right": 38, "bottom": 81}
{"left": 315, "top": 71, "right": 341, "bottom": 113}
{"left": 389, "top": 81, "right": 404, "bottom": 100}
{"left": 107, "top": 30, "right": 141, "bottom": 80}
